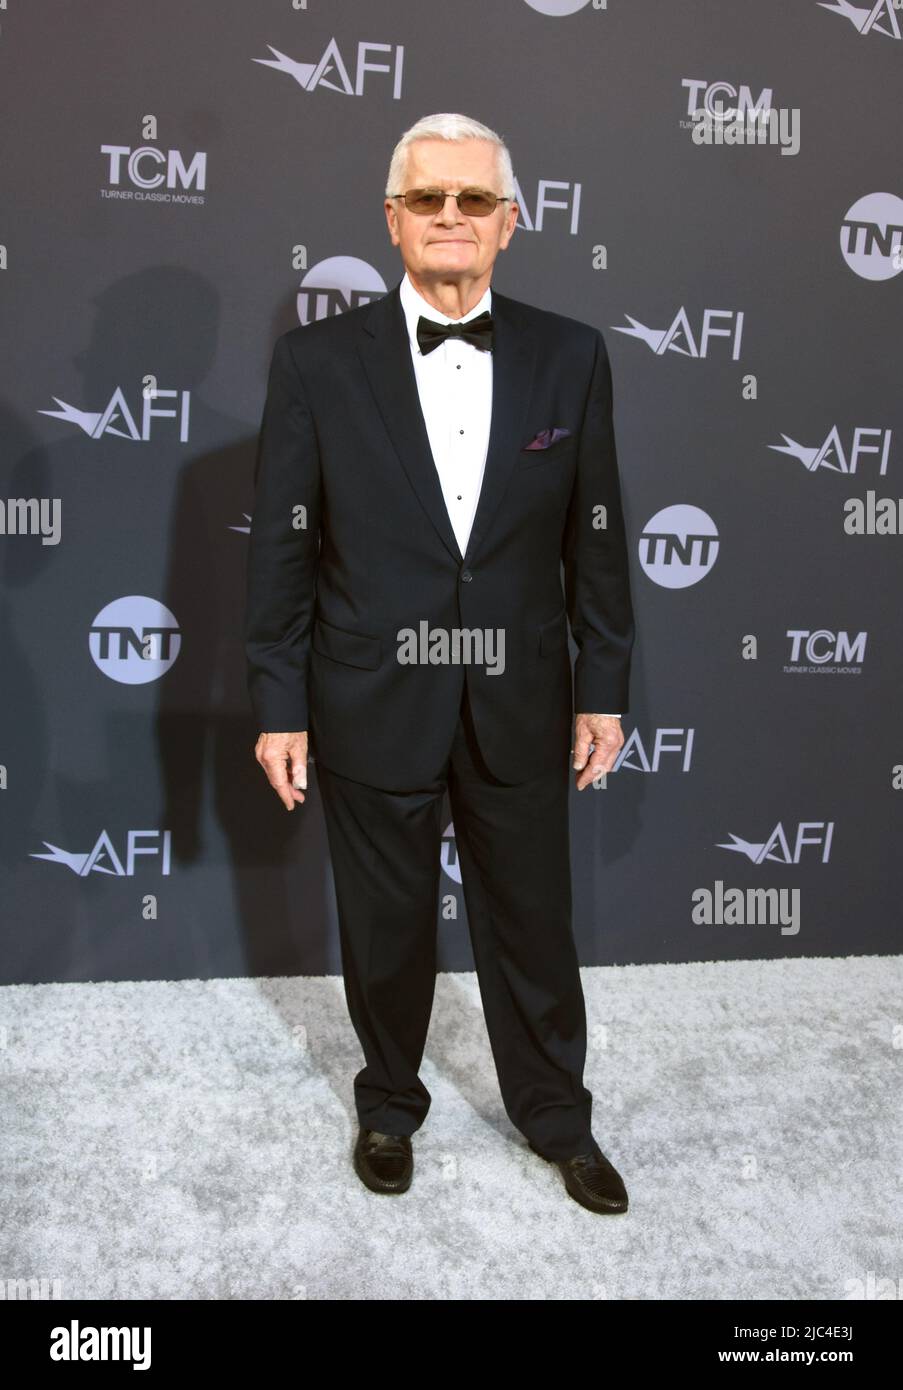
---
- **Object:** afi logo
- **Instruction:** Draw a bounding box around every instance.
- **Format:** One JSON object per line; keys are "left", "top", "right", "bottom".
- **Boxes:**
{"left": 819, "top": 1, "right": 902, "bottom": 40}
{"left": 441, "top": 821, "right": 460, "bottom": 884}
{"left": 31, "top": 830, "right": 172, "bottom": 876}
{"left": 39, "top": 386, "right": 191, "bottom": 441}
{"left": 253, "top": 37, "right": 404, "bottom": 98}
{"left": 101, "top": 145, "right": 206, "bottom": 190}
{"left": 718, "top": 822, "right": 835, "bottom": 865}
{"left": 639, "top": 505, "right": 719, "bottom": 589}
{"left": 89, "top": 597, "right": 181, "bottom": 685}
{"left": 769, "top": 426, "right": 892, "bottom": 476}
{"left": 786, "top": 630, "right": 867, "bottom": 664}
{"left": 612, "top": 308, "right": 744, "bottom": 359}
{"left": 512, "top": 178, "right": 582, "bottom": 234}
{"left": 614, "top": 728, "right": 695, "bottom": 773}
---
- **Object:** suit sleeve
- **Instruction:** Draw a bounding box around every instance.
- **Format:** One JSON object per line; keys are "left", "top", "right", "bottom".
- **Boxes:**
{"left": 244, "top": 333, "right": 321, "bottom": 732}
{"left": 563, "top": 328, "right": 635, "bottom": 715}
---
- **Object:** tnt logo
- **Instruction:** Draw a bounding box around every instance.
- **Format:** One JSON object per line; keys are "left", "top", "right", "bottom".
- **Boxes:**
{"left": 89, "top": 597, "right": 181, "bottom": 685}
{"left": 840, "top": 192, "right": 903, "bottom": 281}
{"left": 639, "top": 505, "right": 719, "bottom": 589}
{"left": 523, "top": 0, "right": 592, "bottom": 15}
{"left": 297, "top": 258, "right": 388, "bottom": 325}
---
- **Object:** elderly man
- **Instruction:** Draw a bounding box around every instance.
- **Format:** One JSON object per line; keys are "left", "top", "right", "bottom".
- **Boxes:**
{"left": 245, "top": 113, "right": 635, "bottom": 1214}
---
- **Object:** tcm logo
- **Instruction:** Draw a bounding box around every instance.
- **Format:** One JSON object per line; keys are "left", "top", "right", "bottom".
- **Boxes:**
{"left": 253, "top": 37, "right": 404, "bottom": 98}
{"left": 785, "top": 629, "right": 867, "bottom": 673}
{"left": 101, "top": 144, "right": 206, "bottom": 191}
{"left": 681, "top": 78, "right": 774, "bottom": 121}
{"left": 614, "top": 728, "right": 695, "bottom": 773}
{"left": 769, "top": 426, "right": 892, "bottom": 477}
{"left": 612, "top": 307, "right": 743, "bottom": 360}
{"left": 639, "top": 506, "right": 719, "bottom": 589}
{"left": 819, "top": 1, "right": 902, "bottom": 40}
{"left": 840, "top": 193, "right": 903, "bottom": 281}
{"left": 89, "top": 597, "right": 181, "bottom": 685}
{"left": 31, "top": 830, "right": 172, "bottom": 876}
{"left": 441, "top": 821, "right": 460, "bottom": 884}
{"left": 718, "top": 822, "right": 835, "bottom": 865}
{"left": 38, "top": 385, "right": 191, "bottom": 441}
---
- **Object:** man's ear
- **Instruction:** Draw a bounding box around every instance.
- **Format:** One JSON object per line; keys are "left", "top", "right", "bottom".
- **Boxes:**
{"left": 501, "top": 203, "right": 519, "bottom": 249}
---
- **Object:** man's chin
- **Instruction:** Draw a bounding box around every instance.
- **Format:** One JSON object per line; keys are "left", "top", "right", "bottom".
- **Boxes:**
{"left": 422, "top": 248, "right": 477, "bottom": 272}
{"left": 425, "top": 243, "right": 476, "bottom": 257}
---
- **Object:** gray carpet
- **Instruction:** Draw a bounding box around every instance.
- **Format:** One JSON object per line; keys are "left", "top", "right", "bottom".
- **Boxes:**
{"left": 2, "top": 955, "right": 900, "bottom": 1300}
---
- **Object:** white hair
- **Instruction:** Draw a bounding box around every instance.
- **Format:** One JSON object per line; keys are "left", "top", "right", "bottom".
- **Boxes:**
{"left": 385, "top": 112, "right": 515, "bottom": 201}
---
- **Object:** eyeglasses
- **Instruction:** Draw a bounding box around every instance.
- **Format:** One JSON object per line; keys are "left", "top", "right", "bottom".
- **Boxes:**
{"left": 388, "top": 187, "right": 511, "bottom": 217}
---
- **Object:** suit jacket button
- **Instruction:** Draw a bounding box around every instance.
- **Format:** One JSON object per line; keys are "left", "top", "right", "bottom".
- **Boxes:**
{"left": 461, "top": 570, "right": 472, "bottom": 582}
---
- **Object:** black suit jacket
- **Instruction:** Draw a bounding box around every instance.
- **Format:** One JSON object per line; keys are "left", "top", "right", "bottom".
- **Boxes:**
{"left": 244, "top": 276, "right": 634, "bottom": 791}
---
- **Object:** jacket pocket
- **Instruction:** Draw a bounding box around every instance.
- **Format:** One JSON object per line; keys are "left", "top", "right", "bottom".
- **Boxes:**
{"left": 312, "top": 618, "right": 382, "bottom": 670}
{"left": 517, "top": 435, "right": 578, "bottom": 471}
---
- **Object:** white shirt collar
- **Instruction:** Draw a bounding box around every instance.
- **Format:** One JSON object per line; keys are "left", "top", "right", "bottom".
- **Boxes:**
{"left": 399, "top": 270, "right": 492, "bottom": 355}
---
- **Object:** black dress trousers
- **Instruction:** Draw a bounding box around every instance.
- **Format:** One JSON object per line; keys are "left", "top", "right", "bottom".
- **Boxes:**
{"left": 315, "top": 683, "right": 595, "bottom": 1161}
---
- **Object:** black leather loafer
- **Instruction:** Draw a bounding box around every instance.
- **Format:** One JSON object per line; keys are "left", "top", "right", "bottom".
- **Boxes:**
{"left": 529, "top": 1139, "right": 628, "bottom": 1214}
{"left": 353, "top": 1127, "right": 414, "bottom": 1194}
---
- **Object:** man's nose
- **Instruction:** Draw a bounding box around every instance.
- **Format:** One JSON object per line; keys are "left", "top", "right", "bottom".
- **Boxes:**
{"left": 437, "top": 193, "right": 463, "bottom": 223}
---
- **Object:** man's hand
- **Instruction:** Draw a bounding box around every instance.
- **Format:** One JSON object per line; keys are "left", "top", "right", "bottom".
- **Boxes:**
{"left": 255, "top": 731, "right": 309, "bottom": 810}
{"left": 572, "top": 713, "right": 624, "bottom": 790}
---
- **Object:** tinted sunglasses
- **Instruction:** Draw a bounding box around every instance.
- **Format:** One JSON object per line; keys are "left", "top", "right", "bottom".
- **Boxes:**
{"left": 389, "top": 187, "right": 511, "bottom": 217}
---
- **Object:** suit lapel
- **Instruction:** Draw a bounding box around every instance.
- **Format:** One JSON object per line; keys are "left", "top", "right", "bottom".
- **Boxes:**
{"left": 356, "top": 278, "right": 538, "bottom": 568}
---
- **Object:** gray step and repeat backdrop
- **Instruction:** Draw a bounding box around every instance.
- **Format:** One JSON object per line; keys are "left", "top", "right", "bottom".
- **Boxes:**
{"left": 1, "top": 0, "right": 900, "bottom": 985}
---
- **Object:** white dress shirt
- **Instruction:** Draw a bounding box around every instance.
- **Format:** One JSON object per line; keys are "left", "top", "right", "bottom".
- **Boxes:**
{"left": 398, "top": 271, "right": 620, "bottom": 719}
{"left": 399, "top": 270, "right": 493, "bottom": 558}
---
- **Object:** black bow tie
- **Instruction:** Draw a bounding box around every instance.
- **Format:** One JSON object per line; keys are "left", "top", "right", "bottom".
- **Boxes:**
{"left": 416, "top": 310, "right": 494, "bottom": 356}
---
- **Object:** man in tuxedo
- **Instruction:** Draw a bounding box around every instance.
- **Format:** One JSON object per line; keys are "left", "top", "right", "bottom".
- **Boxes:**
{"left": 244, "top": 113, "right": 635, "bottom": 1214}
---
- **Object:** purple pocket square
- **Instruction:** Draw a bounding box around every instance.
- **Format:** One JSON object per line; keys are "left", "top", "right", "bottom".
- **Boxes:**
{"left": 524, "top": 426, "right": 572, "bottom": 451}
